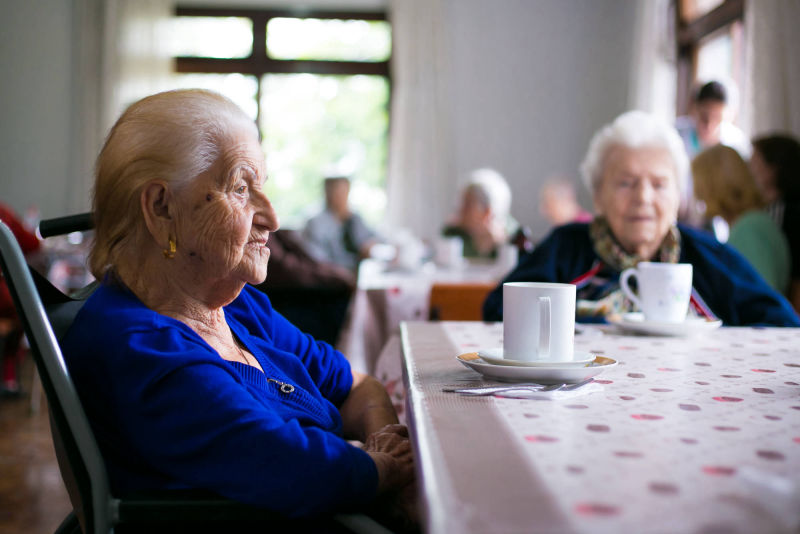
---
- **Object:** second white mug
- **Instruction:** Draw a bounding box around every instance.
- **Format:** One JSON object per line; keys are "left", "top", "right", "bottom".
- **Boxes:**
{"left": 619, "top": 262, "right": 693, "bottom": 323}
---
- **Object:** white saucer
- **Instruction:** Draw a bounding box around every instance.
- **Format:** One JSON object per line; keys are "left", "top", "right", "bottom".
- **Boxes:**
{"left": 609, "top": 312, "right": 722, "bottom": 337}
{"left": 478, "top": 348, "right": 596, "bottom": 368}
{"left": 456, "top": 353, "right": 617, "bottom": 383}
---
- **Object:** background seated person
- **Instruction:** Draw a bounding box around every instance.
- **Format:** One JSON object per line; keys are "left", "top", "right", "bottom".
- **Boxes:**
{"left": 303, "top": 176, "right": 379, "bottom": 271}
{"left": 483, "top": 111, "right": 799, "bottom": 326}
{"left": 0, "top": 202, "right": 41, "bottom": 395}
{"left": 62, "top": 90, "right": 415, "bottom": 522}
{"left": 442, "top": 168, "right": 515, "bottom": 258}
{"left": 254, "top": 228, "right": 355, "bottom": 345}
{"left": 750, "top": 134, "right": 800, "bottom": 312}
{"left": 676, "top": 80, "right": 751, "bottom": 227}
{"left": 538, "top": 176, "right": 593, "bottom": 228}
{"left": 692, "top": 145, "right": 790, "bottom": 294}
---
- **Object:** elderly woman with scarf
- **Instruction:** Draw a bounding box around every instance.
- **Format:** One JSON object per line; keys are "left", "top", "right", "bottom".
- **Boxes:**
{"left": 483, "top": 111, "right": 798, "bottom": 326}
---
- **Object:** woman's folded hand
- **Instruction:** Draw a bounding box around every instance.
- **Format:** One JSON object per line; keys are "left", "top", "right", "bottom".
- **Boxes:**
{"left": 364, "top": 424, "right": 414, "bottom": 493}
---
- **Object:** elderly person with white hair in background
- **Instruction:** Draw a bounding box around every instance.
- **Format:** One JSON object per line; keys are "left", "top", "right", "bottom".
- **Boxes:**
{"left": 483, "top": 111, "right": 799, "bottom": 326}
{"left": 442, "top": 168, "right": 514, "bottom": 258}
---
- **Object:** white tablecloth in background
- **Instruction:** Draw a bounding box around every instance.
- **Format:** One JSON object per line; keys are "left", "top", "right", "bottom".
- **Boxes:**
{"left": 337, "top": 260, "right": 507, "bottom": 374}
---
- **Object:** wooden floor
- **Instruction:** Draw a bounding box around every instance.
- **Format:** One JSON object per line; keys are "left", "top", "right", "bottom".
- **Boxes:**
{"left": 0, "top": 356, "right": 72, "bottom": 534}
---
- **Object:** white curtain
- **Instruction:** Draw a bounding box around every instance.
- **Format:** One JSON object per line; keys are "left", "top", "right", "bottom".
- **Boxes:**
{"left": 627, "top": 0, "right": 676, "bottom": 121}
{"left": 385, "top": 0, "right": 456, "bottom": 241}
{"left": 101, "top": 0, "right": 174, "bottom": 131}
{"left": 68, "top": 0, "right": 106, "bottom": 213}
{"left": 743, "top": 0, "right": 800, "bottom": 137}
{"left": 68, "top": 0, "right": 172, "bottom": 212}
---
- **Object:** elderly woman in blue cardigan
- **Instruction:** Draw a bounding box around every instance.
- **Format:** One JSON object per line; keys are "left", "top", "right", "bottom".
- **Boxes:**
{"left": 62, "top": 90, "right": 414, "bottom": 522}
{"left": 483, "top": 111, "right": 799, "bottom": 326}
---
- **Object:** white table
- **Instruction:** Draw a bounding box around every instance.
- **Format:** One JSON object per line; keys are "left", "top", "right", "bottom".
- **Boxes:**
{"left": 400, "top": 321, "right": 800, "bottom": 533}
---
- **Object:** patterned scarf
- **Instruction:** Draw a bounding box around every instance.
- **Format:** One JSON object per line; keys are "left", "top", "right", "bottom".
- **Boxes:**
{"left": 589, "top": 216, "right": 681, "bottom": 271}
{"left": 574, "top": 217, "right": 681, "bottom": 319}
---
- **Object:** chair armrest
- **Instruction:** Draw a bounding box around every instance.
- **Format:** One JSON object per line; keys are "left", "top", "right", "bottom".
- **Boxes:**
{"left": 117, "top": 490, "right": 395, "bottom": 533}
{"left": 118, "top": 490, "right": 283, "bottom": 523}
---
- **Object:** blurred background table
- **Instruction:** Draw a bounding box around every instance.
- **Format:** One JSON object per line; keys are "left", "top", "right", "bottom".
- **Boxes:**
{"left": 400, "top": 321, "right": 800, "bottom": 534}
{"left": 337, "top": 259, "right": 509, "bottom": 375}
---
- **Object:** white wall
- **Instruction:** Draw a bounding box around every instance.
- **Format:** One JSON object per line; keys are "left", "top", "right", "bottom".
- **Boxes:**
{"left": 444, "top": 0, "right": 637, "bottom": 239}
{"left": 0, "top": 0, "right": 81, "bottom": 219}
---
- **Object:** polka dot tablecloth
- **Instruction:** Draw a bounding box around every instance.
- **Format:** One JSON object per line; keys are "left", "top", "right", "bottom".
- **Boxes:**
{"left": 400, "top": 321, "right": 800, "bottom": 534}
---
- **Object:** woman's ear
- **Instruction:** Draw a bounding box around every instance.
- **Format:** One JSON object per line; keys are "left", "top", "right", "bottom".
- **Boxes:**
{"left": 140, "top": 181, "right": 172, "bottom": 247}
{"left": 481, "top": 206, "right": 493, "bottom": 223}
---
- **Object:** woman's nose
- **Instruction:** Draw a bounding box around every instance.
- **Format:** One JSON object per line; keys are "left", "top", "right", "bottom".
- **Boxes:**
{"left": 253, "top": 190, "right": 280, "bottom": 231}
{"left": 634, "top": 180, "right": 654, "bottom": 203}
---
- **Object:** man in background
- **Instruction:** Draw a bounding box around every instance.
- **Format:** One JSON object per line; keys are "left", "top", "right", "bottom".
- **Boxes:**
{"left": 676, "top": 80, "right": 750, "bottom": 229}
{"left": 304, "top": 176, "right": 379, "bottom": 271}
{"left": 676, "top": 80, "right": 749, "bottom": 159}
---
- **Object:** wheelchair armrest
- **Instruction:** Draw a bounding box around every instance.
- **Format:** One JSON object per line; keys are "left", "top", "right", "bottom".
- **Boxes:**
{"left": 116, "top": 490, "right": 395, "bottom": 533}
{"left": 118, "top": 489, "right": 284, "bottom": 523}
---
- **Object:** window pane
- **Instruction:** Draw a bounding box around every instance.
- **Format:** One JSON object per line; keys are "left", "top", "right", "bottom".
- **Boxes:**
{"left": 696, "top": 29, "right": 732, "bottom": 83}
{"left": 260, "top": 74, "right": 389, "bottom": 228}
{"left": 266, "top": 18, "right": 391, "bottom": 62}
{"left": 167, "top": 17, "right": 252, "bottom": 58}
{"left": 680, "top": 0, "right": 725, "bottom": 22}
{"left": 168, "top": 74, "right": 259, "bottom": 120}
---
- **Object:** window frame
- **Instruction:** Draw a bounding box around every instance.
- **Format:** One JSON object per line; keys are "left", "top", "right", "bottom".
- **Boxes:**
{"left": 173, "top": 6, "right": 392, "bottom": 126}
{"left": 675, "top": 0, "right": 744, "bottom": 115}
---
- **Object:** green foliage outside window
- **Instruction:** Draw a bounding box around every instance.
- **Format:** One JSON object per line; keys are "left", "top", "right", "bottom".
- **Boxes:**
{"left": 261, "top": 74, "right": 389, "bottom": 228}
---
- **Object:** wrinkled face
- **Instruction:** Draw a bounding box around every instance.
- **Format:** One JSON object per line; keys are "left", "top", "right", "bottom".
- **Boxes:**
{"left": 173, "top": 128, "right": 279, "bottom": 287}
{"left": 459, "top": 188, "right": 490, "bottom": 233}
{"left": 749, "top": 148, "right": 777, "bottom": 202}
{"left": 594, "top": 145, "right": 679, "bottom": 258}
{"left": 693, "top": 100, "right": 725, "bottom": 147}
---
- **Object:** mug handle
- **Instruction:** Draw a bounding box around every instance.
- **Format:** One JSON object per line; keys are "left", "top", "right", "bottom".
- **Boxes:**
{"left": 538, "top": 296, "right": 551, "bottom": 359}
{"left": 619, "top": 268, "right": 642, "bottom": 310}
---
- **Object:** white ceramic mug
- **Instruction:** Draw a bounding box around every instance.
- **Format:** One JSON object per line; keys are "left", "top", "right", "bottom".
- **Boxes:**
{"left": 434, "top": 236, "right": 464, "bottom": 269}
{"left": 619, "top": 262, "right": 693, "bottom": 323}
{"left": 497, "top": 244, "right": 519, "bottom": 273}
{"left": 503, "top": 282, "right": 576, "bottom": 362}
{"left": 396, "top": 237, "right": 425, "bottom": 271}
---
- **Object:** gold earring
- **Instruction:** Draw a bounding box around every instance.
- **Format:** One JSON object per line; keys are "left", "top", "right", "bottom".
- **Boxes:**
{"left": 162, "top": 238, "right": 176, "bottom": 259}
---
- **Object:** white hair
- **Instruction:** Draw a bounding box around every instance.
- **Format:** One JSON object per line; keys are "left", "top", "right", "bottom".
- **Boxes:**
{"left": 91, "top": 89, "right": 258, "bottom": 278}
{"left": 580, "top": 110, "right": 689, "bottom": 195}
{"left": 467, "top": 168, "right": 512, "bottom": 222}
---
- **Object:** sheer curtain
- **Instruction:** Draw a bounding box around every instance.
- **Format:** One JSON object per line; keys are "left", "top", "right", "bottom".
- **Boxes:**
{"left": 743, "top": 0, "right": 800, "bottom": 136}
{"left": 69, "top": 0, "right": 106, "bottom": 213}
{"left": 68, "top": 0, "right": 172, "bottom": 212}
{"left": 101, "top": 0, "right": 174, "bottom": 131}
{"left": 385, "top": 0, "right": 456, "bottom": 241}
{"left": 627, "top": 0, "right": 676, "bottom": 121}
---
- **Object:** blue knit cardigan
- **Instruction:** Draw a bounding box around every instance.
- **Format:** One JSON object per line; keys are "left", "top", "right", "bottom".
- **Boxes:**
{"left": 62, "top": 283, "right": 377, "bottom": 517}
{"left": 483, "top": 223, "right": 800, "bottom": 327}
